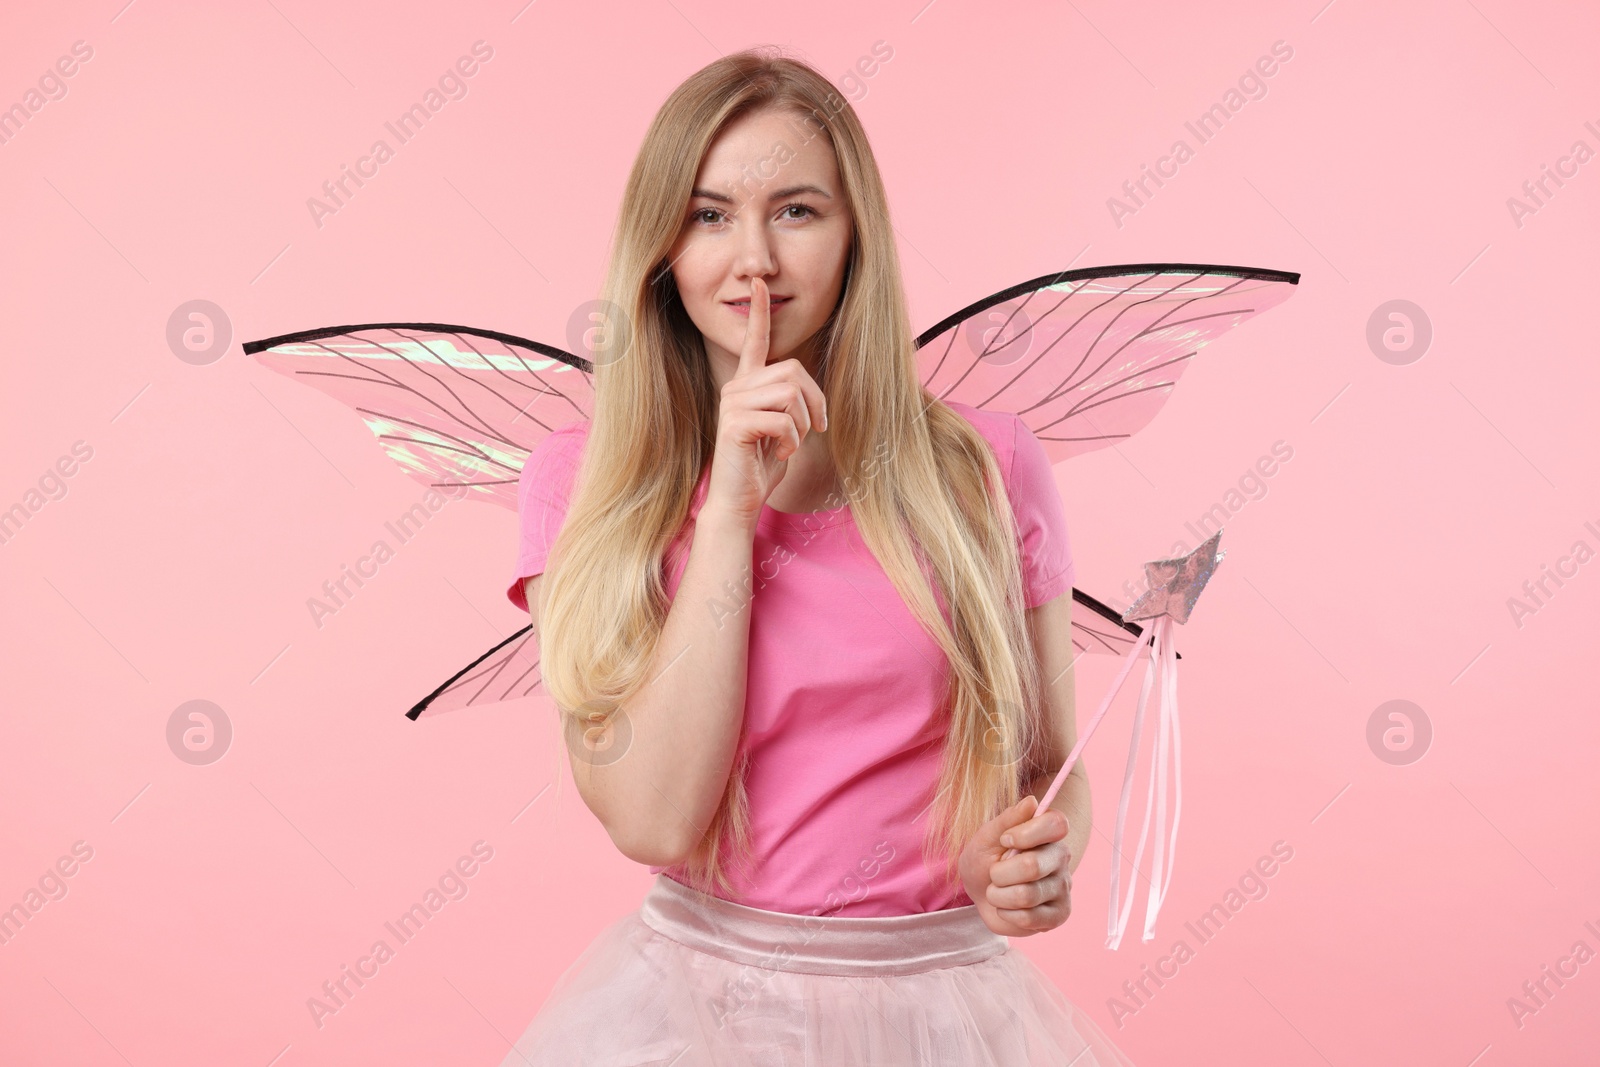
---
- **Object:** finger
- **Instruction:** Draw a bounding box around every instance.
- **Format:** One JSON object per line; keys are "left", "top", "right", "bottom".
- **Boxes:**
{"left": 736, "top": 277, "right": 772, "bottom": 379}
{"left": 994, "top": 908, "right": 1036, "bottom": 932}
{"left": 736, "top": 410, "right": 801, "bottom": 462}
{"left": 986, "top": 799, "right": 1029, "bottom": 853}
{"left": 988, "top": 871, "right": 1067, "bottom": 911}
{"left": 791, "top": 361, "right": 827, "bottom": 435}
{"left": 992, "top": 841, "right": 1069, "bottom": 886}
{"left": 1001, "top": 794, "right": 1037, "bottom": 827}
{"left": 993, "top": 897, "right": 1055, "bottom": 931}
{"left": 1000, "top": 809, "right": 1068, "bottom": 851}
{"left": 982, "top": 907, "right": 1032, "bottom": 938}
{"left": 742, "top": 380, "right": 812, "bottom": 438}
{"left": 994, "top": 796, "right": 1040, "bottom": 845}
{"left": 996, "top": 898, "right": 1068, "bottom": 933}
{"left": 729, "top": 361, "right": 828, "bottom": 436}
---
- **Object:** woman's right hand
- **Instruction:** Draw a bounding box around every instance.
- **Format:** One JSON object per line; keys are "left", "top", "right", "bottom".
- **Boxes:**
{"left": 704, "top": 276, "right": 830, "bottom": 528}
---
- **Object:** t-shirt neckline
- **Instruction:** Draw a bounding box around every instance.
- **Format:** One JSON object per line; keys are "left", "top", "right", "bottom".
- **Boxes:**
{"left": 690, "top": 468, "right": 854, "bottom": 532}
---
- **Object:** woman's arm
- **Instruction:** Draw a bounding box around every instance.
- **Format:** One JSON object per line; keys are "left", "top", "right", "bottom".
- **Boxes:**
{"left": 528, "top": 505, "right": 760, "bottom": 868}
{"left": 1022, "top": 589, "right": 1091, "bottom": 877}
{"left": 957, "top": 589, "right": 1089, "bottom": 935}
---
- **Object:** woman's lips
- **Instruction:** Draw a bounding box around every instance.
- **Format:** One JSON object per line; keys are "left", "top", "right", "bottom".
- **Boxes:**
{"left": 726, "top": 297, "right": 792, "bottom": 316}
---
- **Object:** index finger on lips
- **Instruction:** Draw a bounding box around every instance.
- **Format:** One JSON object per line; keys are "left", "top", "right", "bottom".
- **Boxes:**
{"left": 736, "top": 277, "right": 771, "bottom": 379}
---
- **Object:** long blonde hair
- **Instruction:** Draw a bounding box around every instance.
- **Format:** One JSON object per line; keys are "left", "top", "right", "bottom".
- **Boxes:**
{"left": 538, "top": 46, "right": 1049, "bottom": 898}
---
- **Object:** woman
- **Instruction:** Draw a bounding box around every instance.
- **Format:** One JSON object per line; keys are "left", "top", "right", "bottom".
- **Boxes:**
{"left": 500, "top": 45, "right": 1136, "bottom": 1066}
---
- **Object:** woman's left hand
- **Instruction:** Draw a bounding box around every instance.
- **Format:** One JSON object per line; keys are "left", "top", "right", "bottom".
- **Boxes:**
{"left": 957, "top": 794, "right": 1073, "bottom": 938}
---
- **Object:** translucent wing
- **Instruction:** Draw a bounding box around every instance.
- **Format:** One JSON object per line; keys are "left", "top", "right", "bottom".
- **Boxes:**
{"left": 405, "top": 625, "right": 540, "bottom": 720}
{"left": 243, "top": 322, "right": 593, "bottom": 509}
{"left": 916, "top": 263, "right": 1299, "bottom": 654}
{"left": 1070, "top": 588, "right": 1179, "bottom": 660}
{"left": 242, "top": 321, "right": 592, "bottom": 719}
{"left": 916, "top": 263, "right": 1299, "bottom": 463}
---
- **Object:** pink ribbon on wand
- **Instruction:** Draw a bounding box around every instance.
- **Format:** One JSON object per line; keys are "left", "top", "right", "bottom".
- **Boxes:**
{"left": 1005, "top": 618, "right": 1154, "bottom": 828}
{"left": 997, "top": 530, "right": 1223, "bottom": 949}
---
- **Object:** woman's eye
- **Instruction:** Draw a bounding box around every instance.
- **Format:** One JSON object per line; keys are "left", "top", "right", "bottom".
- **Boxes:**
{"left": 691, "top": 204, "right": 815, "bottom": 226}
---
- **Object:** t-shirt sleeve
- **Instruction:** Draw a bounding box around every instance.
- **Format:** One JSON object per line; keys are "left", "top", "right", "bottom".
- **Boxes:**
{"left": 505, "top": 425, "right": 586, "bottom": 613}
{"left": 1006, "top": 414, "right": 1075, "bottom": 608}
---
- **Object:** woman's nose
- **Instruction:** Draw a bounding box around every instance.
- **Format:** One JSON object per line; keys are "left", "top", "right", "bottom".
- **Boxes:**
{"left": 732, "top": 216, "right": 777, "bottom": 278}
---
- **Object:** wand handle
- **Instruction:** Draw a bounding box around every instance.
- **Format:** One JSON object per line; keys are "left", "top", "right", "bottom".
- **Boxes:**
{"left": 1001, "top": 622, "right": 1157, "bottom": 861}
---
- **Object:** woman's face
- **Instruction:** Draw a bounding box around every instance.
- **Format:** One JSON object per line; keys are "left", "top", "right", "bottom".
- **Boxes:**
{"left": 667, "top": 107, "right": 854, "bottom": 383}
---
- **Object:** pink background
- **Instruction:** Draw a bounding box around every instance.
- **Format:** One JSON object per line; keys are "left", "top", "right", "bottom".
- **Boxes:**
{"left": 2, "top": 0, "right": 1597, "bottom": 1063}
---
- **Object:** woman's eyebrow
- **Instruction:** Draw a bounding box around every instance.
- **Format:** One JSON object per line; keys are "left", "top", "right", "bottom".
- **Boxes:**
{"left": 689, "top": 183, "right": 833, "bottom": 203}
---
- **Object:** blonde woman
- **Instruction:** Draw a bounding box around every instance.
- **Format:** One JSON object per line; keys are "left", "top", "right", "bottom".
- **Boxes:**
{"left": 501, "top": 47, "right": 1136, "bottom": 1066}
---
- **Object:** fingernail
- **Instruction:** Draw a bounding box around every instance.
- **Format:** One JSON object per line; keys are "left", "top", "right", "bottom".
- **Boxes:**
{"left": 1000, "top": 834, "right": 1014, "bottom": 847}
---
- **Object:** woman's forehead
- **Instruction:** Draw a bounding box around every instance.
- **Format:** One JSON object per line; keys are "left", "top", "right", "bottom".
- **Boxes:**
{"left": 694, "top": 110, "right": 839, "bottom": 194}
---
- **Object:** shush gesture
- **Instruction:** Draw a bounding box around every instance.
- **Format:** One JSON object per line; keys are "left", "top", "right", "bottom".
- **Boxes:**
{"left": 703, "top": 277, "right": 830, "bottom": 528}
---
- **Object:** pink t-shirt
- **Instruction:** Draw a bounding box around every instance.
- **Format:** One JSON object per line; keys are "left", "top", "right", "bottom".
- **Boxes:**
{"left": 505, "top": 400, "right": 1075, "bottom": 917}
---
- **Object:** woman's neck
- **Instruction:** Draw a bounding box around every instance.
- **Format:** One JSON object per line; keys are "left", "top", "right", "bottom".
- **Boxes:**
{"left": 761, "top": 427, "right": 840, "bottom": 514}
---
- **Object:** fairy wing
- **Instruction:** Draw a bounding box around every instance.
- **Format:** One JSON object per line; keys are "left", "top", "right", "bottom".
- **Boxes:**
{"left": 242, "top": 322, "right": 593, "bottom": 508}
{"left": 916, "top": 263, "right": 1300, "bottom": 461}
{"left": 914, "top": 262, "right": 1300, "bottom": 654}
{"left": 404, "top": 624, "right": 540, "bottom": 720}
{"left": 242, "top": 322, "right": 592, "bottom": 719}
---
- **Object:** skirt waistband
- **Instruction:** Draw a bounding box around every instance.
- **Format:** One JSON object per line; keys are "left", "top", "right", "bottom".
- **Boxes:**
{"left": 638, "top": 874, "right": 1009, "bottom": 977}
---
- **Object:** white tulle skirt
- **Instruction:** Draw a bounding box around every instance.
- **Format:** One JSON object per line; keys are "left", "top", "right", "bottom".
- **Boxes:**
{"left": 498, "top": 873, "right": 1136, "bottom": 1066}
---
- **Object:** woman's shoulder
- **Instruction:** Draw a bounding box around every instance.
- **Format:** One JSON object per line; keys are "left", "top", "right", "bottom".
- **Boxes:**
{"left": 544, "top": 418, "right": 591, "bottom": 449}
{"left": 940, "top": 400, "right": 1021, "bottom": 467}
{"left": 525, "top": 418, "right": 591, "bottom": 467}
{"left": 517, "top": 418, "right": 591, "bottom": 499}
